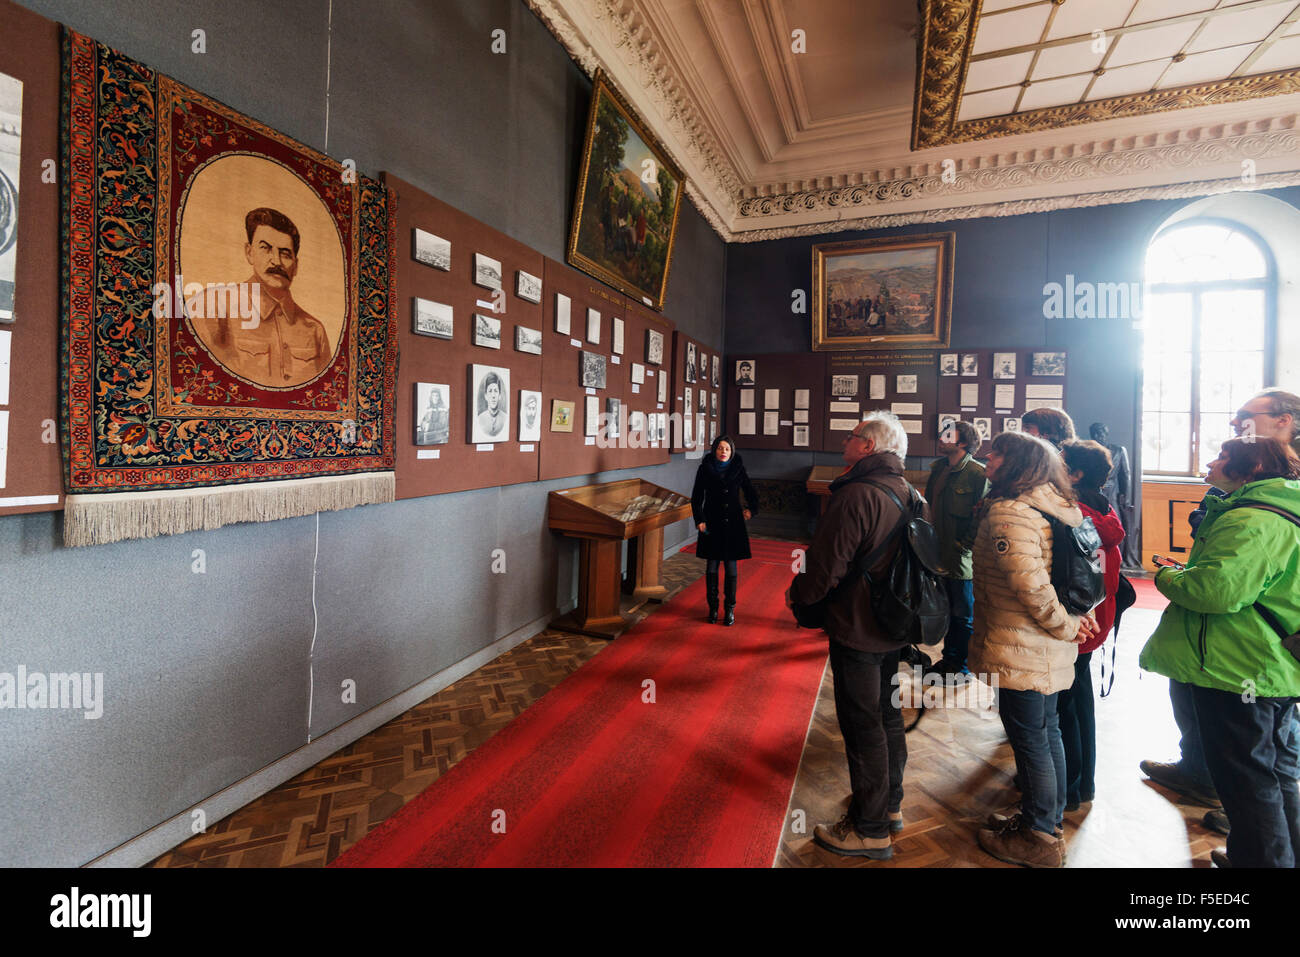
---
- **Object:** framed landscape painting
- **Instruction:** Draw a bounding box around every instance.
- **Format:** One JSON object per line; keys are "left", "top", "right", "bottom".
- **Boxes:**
{"left": 568, "top": 72, "right": 684, "bottom": 312}
{"left": 811, "top": 233, "right": 955, "bottom": 352}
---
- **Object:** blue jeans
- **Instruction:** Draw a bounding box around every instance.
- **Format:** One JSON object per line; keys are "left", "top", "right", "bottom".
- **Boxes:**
{"left": 940, "top": 577, "right": 973, "bottom": 670}
{"left": 1192, "top": 686, "right": 1300, "bottom": 867}
{"left": 1169, "top": 679, "right": 1216, "bottom": 793}
{"left": 1058, "top": 651, "right": 1096, "bottom": 804}
{"left": 997, "top": 688, "right": 1066, "bottom": 836}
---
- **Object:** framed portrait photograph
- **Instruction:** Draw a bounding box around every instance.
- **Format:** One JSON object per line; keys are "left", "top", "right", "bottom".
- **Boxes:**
{"left": 939, "top": 353, "right": 958, "bottom": 376}
{"left": 710, "top": 391, "right": 718, "bottom": 416}
{"left": 580, "top": 350, "right": 607, "bottom": 390}
{"left": 515, "top": 326, "right": 542, "bottom": 355}
{"left": 697, "top": 350, "right": 709, "bottom": 383}
{"left": 412, "top": 298, "right": 453, "bottom": 339}
{"left": 414, "top": 382, "right": 450, "bottom": 445}
{"left": 612, "top": 316, "right": 625, "bottom": 355}
{"left": 474, "top": 253, "right": 503, "bottom": 291}
{"left": 811, "top": 232, "right": 955, "bottom": 351}
{"left": 896, "top": 374, "right": 918, "bottom": 394}
{"left": 1003, "top": 416, "right": 1022, "bottom": 433}
{"left": 515, "top": 270, "right": 542, "bottom": 304}
{"left": 974, "top": 417, "right": 992, "bottom": 444}
{"left": 960, "top": 353, "right": 979, "bottom": 376}
{"left": 555, "top": 293, "right": 572, "bottom": 335}
{"left": 551, "top": 398, "right": 575, "bottom": 432}
{"left": 735, "top": 359, "right": 756, "bottom": 385}
{"left": 412, "top": 228, "right": 450, "bottom": 271}
{"left": 646, "top": 328, "right": 664, "bottom": 365}
{"left": 831, "top": 374, "right": 859, "bottom": 397}
{"left": 993, "top": 353, "right": 1017, "bottom": 379}
{"left": 685, "top": 341, "right": 697, "bottom": 383}
{"left": 606, "top": 396, "right": 621, "bottom": 438}
{"left": 567, "top": 71, "right": 685, "bottom": 312}
{"left": 684, "top": 388, "right": 692, "bottom": 416}
{"left": 474, "top": 313, "right": 502, "bottom": 349}
{"left": 518, "top": 389, "right": 542, "bottom": 442}
{"left": 470, "top": 364, "right": 510, "bottom": 443}
{"left": 711, "top": 354, "right": 720, "bottom": 388}
{"left": 1032, "top": 351, "right": 1067, "bottom": 376}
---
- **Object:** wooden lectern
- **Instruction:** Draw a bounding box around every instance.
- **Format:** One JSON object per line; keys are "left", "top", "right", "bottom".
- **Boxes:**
{"left": 547, "top": 478, "right": 692, "bottom": 639}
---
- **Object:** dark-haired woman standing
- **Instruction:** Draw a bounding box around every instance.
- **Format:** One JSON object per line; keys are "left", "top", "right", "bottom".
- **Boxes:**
{"left": 692, "top": 435, "right": 759, "bottom": 625}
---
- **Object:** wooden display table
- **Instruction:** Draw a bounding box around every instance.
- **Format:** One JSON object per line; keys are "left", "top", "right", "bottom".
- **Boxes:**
{"left": 547, "top": 478, "right": 693, "bottom": 638}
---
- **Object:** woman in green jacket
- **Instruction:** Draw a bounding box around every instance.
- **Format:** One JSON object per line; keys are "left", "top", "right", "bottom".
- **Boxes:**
{"left": 1139, "top": 437, "right": 1300, "bottom": 867}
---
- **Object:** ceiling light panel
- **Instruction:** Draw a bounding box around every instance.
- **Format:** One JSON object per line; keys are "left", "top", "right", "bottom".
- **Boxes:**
{"left": 1106, "top": 20, "right": 1202, "bottom": 66}
{"left": 1031, "top": 38, "right": 1107, "bottom": 78}
{"left": 956, "top": 86, "right": 1022, "bottom": 121}
{"left": 1186, "top": 3, "right": 1294, "bottom": 52}
{"left": 972, "top": 5, "right": 1054, "bottom": 55}
{"left": 1157, "top": 44, "right": 1255, "bottom": 85}
{"left": 965, "top": 51, "right": 1036, "bottom": 92}
{"left": 1046, "top": 0, "right": 1136, "bottom": 41}
{"left": 1086, "top": 58, "right": 1171, "bottom": 97}
{"left": 1017, "top": 72, "right": 1093, "bottom": 110}
{"left": 1247, "top": 32, "right": 1300, "bottom": 71}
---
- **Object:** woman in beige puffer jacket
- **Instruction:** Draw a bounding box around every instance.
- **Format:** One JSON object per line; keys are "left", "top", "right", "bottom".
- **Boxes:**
{"left": 968, "top": 431, "right": 1095, "bottom": 868}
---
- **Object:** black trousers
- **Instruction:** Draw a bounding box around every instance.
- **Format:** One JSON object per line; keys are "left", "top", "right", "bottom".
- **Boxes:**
{"left": 828, "top": 642, "right": 906, "bottom": 838}
{"left": 1192, "top": 685, "right": 1300, "bottom": 867}
{"left": 705, "top": 559, "right": 737, "bottom": 610}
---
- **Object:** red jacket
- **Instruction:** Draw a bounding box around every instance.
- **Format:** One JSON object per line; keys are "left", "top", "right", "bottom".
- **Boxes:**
{"left": 1079, "top": 501, "right": 1125, "bottom": 653}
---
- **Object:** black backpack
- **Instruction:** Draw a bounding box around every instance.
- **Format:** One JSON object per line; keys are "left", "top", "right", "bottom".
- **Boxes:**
{"left": 1032, "top": 508, "right": 1105, "bottom": 616}
{"left": 792, "top": 479, "right": 950, "bottom": 647}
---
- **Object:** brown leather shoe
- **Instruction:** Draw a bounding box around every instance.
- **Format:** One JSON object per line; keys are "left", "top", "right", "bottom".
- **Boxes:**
{"left": 986, "top": 810, "right": 1062, "bottom": 839}
{"left": 813, "top": 814, "right": 893, "bottom": 859}
{"left": 1211, "top": 848, "right": 1231, "bottom": 868}
{"left": 978, "top": 816, "right": 1065, "bottom": 868}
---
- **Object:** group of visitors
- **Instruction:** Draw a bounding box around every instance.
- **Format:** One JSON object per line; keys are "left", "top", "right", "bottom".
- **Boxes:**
{"left": 687, "top": 387, "right": 1300, "bottom": 868}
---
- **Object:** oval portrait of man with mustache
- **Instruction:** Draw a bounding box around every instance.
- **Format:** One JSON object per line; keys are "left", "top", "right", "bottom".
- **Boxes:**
{"left": 178, "top": 154, "right": 348, "bottom": 390}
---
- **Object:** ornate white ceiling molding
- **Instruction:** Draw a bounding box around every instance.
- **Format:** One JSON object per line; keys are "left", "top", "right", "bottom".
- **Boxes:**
{"left": 526, "top": 0, "right": 1300, "bottom": 243}
{"left": 728, "top": 170, "right": 1300, "bottom": 243}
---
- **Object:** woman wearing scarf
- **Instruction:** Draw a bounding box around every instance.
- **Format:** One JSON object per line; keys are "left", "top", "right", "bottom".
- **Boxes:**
{"left": 691, "top": 435, "right": 759, "bottom": 625}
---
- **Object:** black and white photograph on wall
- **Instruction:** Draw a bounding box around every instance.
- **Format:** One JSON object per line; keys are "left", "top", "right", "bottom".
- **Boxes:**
{"left": 519, "top": 389, "right": 542, "bottom": 442}
{"left": 473, "top": 313, "right": 501, "bottom": 349}
{"left": 0, "top": 71, "right": 22, "bottom": 322}
{"left": 896, "top": 374, "right": 918, "bottom": 394}
{"left": 612, "top": 316, "right": 624, "bottom": 355}
{"left": 683, "top": 414, "right": 693, "bottom": 447}
{"left": 555, "top": 293, "right": 572, "bottom": 335}
{"left": 657, "top": 370, "right": 668, "bottom": 403}
{"left": 684, "top": 388, "right": 693, "bottom": 416}
{"left": 993, "top": 352, "right": 1017, "bottom": 379}
{"left": 411, "top": 227, "right": 450, "bottom": 272}
{"left": 960, "top": 353, "right": 978, "bottom": 376}
{"left": 710, "top": 391, "right": 718, "bottom": 416}
{"left": 585, "top": 394, "right": 600, "bottom": 436}
{"left": 586, "top": 307, "right": 601, "bottom": 344}
{"left": 939, "top": 353, "right": 958, "bottom": 376}
{"left": 711, "top": 354, "right": 720, "bottom": 388}
{"left": 974, "top": 417, "right": 992, "bottom": 444}
{"left": 735, "top": 359, "right": 755, "bottom": 385}
{"left": 938, "top": 412, "right": 959, "bottom": 439}
{"left": 414, "top": 382, "right": 450, "bottom": 445}
{"left": 470, "top": 364, "right": 510, "bottom": 443}
{"left": 515, "top": 270, "right": 542, "bottom": 303}
{"left": 709, "top": 419, "right": 717, "bottom": 444}
{"left": 793, "top": 424, "right": 809, "bottom": 447}
{"left": 831, "top": 374, "right": 858, "bottom": 397}
{"left": 1003, "top": 416, "right": 1021, "bottom": 433}
{"left": 606, "top": 397, "right": 621, "bottom": 438}
{"left": 685, "top": 341, "right": 697, "bottom": 383}
{"left": 1032, "top": 351, "right": 1066, "bottom": 376}
{"left": 630, "top": 410, "right": 645, "bottom": 441}
{"left": 646, "top": 328, "right": 664, "bottom": 365}
{"left": 474, "top": 253, "right": 503, "bottom": 291}
{"left": 412, "top": 298, "right": 453, "bottom": 339}
{"left": 631, "top": 362, "right": 645, "bottom": 385}
{"left": 698, "top": 350, "right": 709, "bottom": 382}
{"left": 515, "top": 325, "right": 542, "bottom": 355}
{"left": 580, "top": 350, "right": 607, "bottom": 389}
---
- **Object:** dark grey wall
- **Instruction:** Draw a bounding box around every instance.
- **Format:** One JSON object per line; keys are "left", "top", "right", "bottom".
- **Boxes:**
{"left": 725, "top": 185, "right": 1300, "bottom": 478}
{"left": 0, "top": 0, "right": 725, "bottom": 866}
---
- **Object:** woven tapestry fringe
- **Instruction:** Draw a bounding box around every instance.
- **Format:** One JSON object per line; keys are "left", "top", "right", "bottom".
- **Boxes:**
{"left": 62, "top": 472, "right": 396, "bottom": 547}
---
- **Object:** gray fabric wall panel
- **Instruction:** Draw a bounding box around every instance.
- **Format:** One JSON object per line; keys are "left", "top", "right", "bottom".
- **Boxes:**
{"left": 0, "top": 512, "right": 317, "bottom": 866}
{"left": 4, "top": 0, "right": 725, "bottom": 864}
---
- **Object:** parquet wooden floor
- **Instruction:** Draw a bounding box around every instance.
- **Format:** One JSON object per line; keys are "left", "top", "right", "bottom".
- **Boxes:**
{"left": 151, "top": 540, "right": 1231, "bottom": 869}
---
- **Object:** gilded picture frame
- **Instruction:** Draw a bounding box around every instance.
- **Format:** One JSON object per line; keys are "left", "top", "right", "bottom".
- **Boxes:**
{"left": 811, "top": 232, "right": 955, "bottom": 352}
{"left": 567, "top": 71, "right": 684, "bottom": 312}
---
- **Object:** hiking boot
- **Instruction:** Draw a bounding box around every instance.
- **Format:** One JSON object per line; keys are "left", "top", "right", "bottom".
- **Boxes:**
{"left": 888, "top": 810, "right": 904, "bottom": 834}
{"left": 986, "top": 810, "right": 1062, "bottom": 839}
{"left": 1139, "top": 759, "right": 1220, "bottom": 807}
{"left": 1203, "top": 809, "right": 1231, "bottom": 836}
{"left": 977, "top": 816, "right": 1064, "bottom": 868}
{"left": 1210, "top": 848, "right": 1231, "bottom": 868}
{"left": 813, "top": 814, "right": 893, "bottom": 859}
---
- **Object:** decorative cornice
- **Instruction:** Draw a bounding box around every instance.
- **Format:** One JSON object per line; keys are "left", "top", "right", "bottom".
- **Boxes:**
{"left": 728, "top": 170, "right": 1300, "bottom": 242}
{"left": 913, "top": 0, "right": 1300, "bottom": 149}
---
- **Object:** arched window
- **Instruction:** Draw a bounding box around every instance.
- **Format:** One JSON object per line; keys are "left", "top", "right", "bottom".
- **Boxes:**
{"left": 1142, "top": 220, "right": 1274, "bottom": 477}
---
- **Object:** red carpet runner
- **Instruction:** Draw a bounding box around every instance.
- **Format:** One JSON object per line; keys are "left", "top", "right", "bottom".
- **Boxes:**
{"left": 333, "top": 540, "right": 825, "bottom": 868}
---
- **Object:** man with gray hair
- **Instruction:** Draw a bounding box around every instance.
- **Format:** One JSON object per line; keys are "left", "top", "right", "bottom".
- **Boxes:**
{"left": 788, "top": 411, "right": 927, "bottom": 859}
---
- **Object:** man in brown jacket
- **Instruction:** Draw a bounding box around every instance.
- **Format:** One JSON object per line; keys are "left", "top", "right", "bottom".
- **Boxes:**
{"left": 788, "top": 411, "right": 926, "bottom": 859}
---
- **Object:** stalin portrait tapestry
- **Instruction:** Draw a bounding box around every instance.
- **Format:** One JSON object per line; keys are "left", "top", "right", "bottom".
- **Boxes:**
{"left": 60, "top": 32, "right": 397, "bottom": 546}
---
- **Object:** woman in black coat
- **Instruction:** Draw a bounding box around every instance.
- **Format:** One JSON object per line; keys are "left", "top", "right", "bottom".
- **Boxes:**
{"left": 691, "top": 435, "right": 759, "bottom": 625}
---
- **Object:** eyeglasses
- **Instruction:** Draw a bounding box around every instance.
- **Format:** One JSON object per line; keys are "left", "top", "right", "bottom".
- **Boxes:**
{"left": 1233, "top": 409, "right": 1281, "bottom": 421}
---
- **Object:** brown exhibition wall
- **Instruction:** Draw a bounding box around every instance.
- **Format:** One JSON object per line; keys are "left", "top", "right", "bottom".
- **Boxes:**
{"left": 935, "top": 348, "right": 1069, "bottom": 450}
{"left": 724, "top": 351, "right": 825, "bottom": 453}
